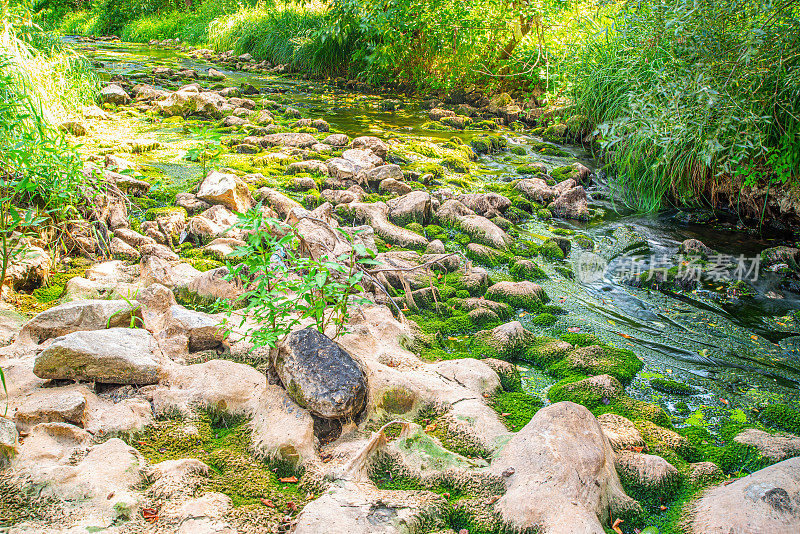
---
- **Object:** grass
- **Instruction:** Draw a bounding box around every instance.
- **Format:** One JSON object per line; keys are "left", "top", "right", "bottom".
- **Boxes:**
{"left": 566, "top": 0, "right": 800, "bottom": 211}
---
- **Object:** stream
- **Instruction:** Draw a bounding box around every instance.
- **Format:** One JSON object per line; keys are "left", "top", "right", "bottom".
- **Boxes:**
{"left": 74, "top": 38, "right": 800, "bottom": 424}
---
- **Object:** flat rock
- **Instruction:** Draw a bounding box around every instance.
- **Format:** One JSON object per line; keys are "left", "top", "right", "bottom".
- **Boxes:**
{"left": 34, "top": 328, "right": 163, "bottom": 385}
{"left": 294, "top": 480, "right": 445, "bottom": 534}
{"left": 734, "top": 428, "right": 800, "bottom": 461}
{"left": 14, "top": 388, "right": 87, "bottom": 434}
{"left": 19, "top": 299, "right": 142, "bottom": 344}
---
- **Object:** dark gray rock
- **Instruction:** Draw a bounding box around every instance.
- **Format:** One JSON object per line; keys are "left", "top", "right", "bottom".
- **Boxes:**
{"left": 273, "top": 327, "right": 367, "bottom": 419}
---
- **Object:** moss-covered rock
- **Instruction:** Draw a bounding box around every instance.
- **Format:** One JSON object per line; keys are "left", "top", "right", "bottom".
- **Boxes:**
{"left": 549, "top": 344, "right": 643, "bottom": 382}
{"left": 145, "top": 206, "right": 188, "bottom": 221}
{"left": 485, "top": 280, "right": 548, "bottom": 311}
{"left": 548, "top": 374, "right": 624, "bottom": 407}
{"left": 509, "top": 258, "right": 547, "bottom": 281}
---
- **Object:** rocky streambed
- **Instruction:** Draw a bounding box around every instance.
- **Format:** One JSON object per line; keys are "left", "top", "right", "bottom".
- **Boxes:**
{"left": 1, "top": 38, "right": 800, "bottom": 534}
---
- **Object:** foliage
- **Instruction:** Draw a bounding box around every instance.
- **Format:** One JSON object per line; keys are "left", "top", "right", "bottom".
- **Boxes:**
{"left": 0, "top": 6, "right": 94, "bottom": 293}
{"left": 184, "top": 126, "right": 224, "bottom": 178}
{"left": 225, "top": 206, "right": 373, "bottom": 350}
{"left": 567, "top": 0, "right": 800, "bottom": 210}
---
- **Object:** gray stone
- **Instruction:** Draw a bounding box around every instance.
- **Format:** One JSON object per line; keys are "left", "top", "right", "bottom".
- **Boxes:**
{"left": 20, "top": 299, "right": 143, "bottom": 343}
{"left": 196, "top": 171, "right": 254, "bottom": 213}
{"left": 100, "top": 84, "right": 130, "bottom": 105}
{"left": 687, "top": 457, "right": 800, "bottom": 533}
{"left": 34, "top": 328, "right": 162, "bottom": 385}
{"left": 734, "top": 428, "right": 800, "bottom": 461}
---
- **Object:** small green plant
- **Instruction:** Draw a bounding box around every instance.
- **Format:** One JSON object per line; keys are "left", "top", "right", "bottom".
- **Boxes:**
{"left": 184, "top": 126, "right": 224, "bottom": 178}
{"left": 224, "top": 206, "right": 374, "bottom": 350}
{"left": 106, "top": 290, "right": 143, "bottom": 329}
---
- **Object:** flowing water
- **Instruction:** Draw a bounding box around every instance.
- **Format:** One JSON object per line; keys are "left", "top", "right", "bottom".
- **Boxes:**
{"left": 74, "top": 39, "right": 800, "bottom": 420}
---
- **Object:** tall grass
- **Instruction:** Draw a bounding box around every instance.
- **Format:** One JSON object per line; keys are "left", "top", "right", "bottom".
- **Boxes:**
{"left": 0, "top": 4, "right": 94, "bottom": 220}
{"left": 567, "top": 0, "right": 800, "bottom": 211}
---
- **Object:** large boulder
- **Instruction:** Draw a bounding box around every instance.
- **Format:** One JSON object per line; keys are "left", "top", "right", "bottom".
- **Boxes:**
{"left": 387, "top": 191, "right": 434, "bottom": 226}
{"left": 33, "top": 328, "right": 163, "bottom": 385}
{"left": 100, "top": 84, "right": 130, "bottom": 105}
{"left": 686, "top": 457, "right": 800, "bottom": 533}
{"left": 490, "top": 402, "right": 639, "bottom": 533}
{"left": 196, "top": 171, "right": 254, "bottom": 213}
{"left": 273, "top": 327, "right": 367, "bottom": 419}
{"left": 19, "top": 299, "right": 142, "bottom": 344}
{"left": 349, "top": 136, "right": 388, "bottom": 159}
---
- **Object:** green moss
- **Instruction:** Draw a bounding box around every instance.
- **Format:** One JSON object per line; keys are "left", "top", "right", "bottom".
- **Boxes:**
{"left": 536, "top": 208, "right": 552, "bottom": 220}
{"left": 542, "top": 123, "right": 567, "bottom": 142}
{"left": 548, "top": 344, "right": 643, "bottom": 383}
{"left": 441, "top": 156, "right": 469, "bottom": 173}
{"left": 32, "top": 265, "right": 90, "bottom": 305}
{"left": 504, "top": 206, "right": 529, "bottom": 223}
{"left": 145, "top": 206, "right": 188, "bottom": 221}
{"left": 185, "top": 257, "right": 224, "bottom": 272}
{"left": 559, "top": 331, "right": 601, "bottom": 347}
{"left": 539, "top": 239, "right": 565, "bottom": 260}
{"left": 530, "top": 312, "right": 557, "bottom": 327}
{"left": 379, "top": 387, "right": 418, "bottom": 414}
{"left": 490, "top": 391, "right": 542, "bottom": 431}
{"left": 406, "top": 222, "right": 425, "bottom": 235}
{"left": 517, "top": 164, "right": 543, "bottom": 175}
{"left": 125, "top": 411, "right": 305, "bottom": 515}
{"left": 466, "top": 244, "right": 510, "bottom": 267}
{"left": 592, "top": 396, "right": 672, "bottom": 428}
{"left": 509, "top": 146, "right": 526, "bottom": 156}
{"left": 547, "top": 375, "right": 603, "bottom": 407}
{"left": 574, "top": 234, "right": 594, "bottom": 250}
{"left": 509, "top": 258, "right": 547, "bottom": 281}
{"left": 759, "top": 404, "right": 800, "bottom": 433}
{"left": 650, "top": 378, "right": 698, "bottom": 396}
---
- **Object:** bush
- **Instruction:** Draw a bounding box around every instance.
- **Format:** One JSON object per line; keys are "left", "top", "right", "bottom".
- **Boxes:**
{"left": 567, "top": 0, "right": 800, "bottom": 210}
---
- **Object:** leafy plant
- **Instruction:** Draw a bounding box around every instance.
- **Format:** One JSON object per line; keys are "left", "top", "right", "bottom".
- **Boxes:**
{"left": 106, "top": 289, "right": 144, "bottom": 329}
{"left": 184, "top": 126, "right": 224, "bottom": 178}
{"left": 224, "top": 206, "right": 374, "bottom": 351}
